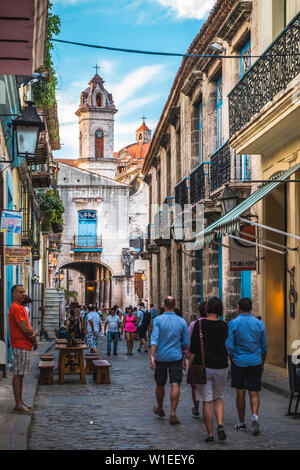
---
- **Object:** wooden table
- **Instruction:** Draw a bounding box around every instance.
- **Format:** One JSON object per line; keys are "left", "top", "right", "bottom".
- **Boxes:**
{"left": 56, "top": 344, "right": 89, "bottom": 384}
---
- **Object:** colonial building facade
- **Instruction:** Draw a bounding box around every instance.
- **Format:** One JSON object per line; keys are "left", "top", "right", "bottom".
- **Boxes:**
{"left": 56, "top": 75, "right": 150, "bottom": 308}
{"left": 142, "top": 0, "right": 300, "bottom": 377}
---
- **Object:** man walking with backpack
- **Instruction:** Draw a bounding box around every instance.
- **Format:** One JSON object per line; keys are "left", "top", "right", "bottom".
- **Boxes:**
{"left": 137, "top": 303, "right": 149, "bottom": 353}
{"left": 226, "top": 298, "right": 268, "bottom": 435}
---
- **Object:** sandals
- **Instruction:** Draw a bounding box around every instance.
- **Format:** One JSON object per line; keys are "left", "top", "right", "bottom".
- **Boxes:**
{"left": 23, "top": 402, "right": 34, "bottom": 411}
{"left": 169, "top": 415, "right": 180, "bottom": 425}
{"left": 192, "top": 407, "right": 200, "bottom": 416}
{"left": 153, "top": 406, "right": 165, "bottom": 417}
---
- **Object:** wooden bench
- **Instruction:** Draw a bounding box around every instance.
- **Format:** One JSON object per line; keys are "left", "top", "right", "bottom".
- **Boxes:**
{"left": 84, "top": 353, "right": 101, "bottom": 374}
{"left": 40, "top": 354, "right": 55, "bottom": 361}
{"left": 92, "top": 360, "right": 111, "bottom": 384}
{"left": 38, "top": 360, "right": 55, "bottom": 385}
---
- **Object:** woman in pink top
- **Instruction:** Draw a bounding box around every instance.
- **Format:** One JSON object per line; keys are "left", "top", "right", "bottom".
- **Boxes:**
{"left": 124, "top": 307, "right": 137, "bottom": 356}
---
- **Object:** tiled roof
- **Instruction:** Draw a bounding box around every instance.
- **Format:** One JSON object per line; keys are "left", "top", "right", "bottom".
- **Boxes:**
{"left": 117, "top": 142, "right": 150, "bottom": 160}
{"left": 136, "top": 122, "right": 150, "bottom": 132}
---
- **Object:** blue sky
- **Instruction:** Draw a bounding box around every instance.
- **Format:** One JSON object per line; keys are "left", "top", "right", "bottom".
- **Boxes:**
{"left": 51, "top": 0, "right": 216, "bottom": 158}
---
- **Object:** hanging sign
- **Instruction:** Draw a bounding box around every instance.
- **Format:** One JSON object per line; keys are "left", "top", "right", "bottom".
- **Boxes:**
{"left": 230, "top": 225, "right": 256, "bottom": 271}
{"left": 1, "top": 210, "right": 22, "bottom": 233}
{"left": 4, "top": 247, "right": 31, "bottom": 266}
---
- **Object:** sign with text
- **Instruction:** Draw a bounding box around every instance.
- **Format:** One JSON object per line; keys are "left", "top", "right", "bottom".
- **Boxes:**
{"left": 230, "top": 225, "right": 256, "bottom": 271}
{"left": 1, "top": 210, "right": 22, "bottom": 233}
{"left": 4, "top": 247, "right": 31, "bottom": 266}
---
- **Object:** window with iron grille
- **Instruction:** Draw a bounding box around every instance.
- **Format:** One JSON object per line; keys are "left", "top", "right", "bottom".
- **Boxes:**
{"left": 175, "top": 178, "right": 188, "bottom": 210}
{"left": 209, "top": 141, "right": 231, "bottom": 193}
{"left": 190, "top": 164, "right": 205, "bottom": 204}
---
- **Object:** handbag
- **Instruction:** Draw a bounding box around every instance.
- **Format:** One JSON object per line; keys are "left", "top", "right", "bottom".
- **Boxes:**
{"left": 187, "top": 319, "right": 207, "bottom": 385}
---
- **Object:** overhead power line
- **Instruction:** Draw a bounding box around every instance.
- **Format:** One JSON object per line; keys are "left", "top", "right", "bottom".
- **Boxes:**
{"left": 51, "top": 38, "right": 299, "bottom": 59}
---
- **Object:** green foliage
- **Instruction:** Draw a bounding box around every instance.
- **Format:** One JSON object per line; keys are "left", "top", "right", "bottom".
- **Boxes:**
{"left": 32, "top": 3, "right": 61, "bottom": 108}
{"left": 38, "top": 189, "right": 64, "bottom": 233}
{"left": 64, "top": 289, "right": 78, "bottom": 302}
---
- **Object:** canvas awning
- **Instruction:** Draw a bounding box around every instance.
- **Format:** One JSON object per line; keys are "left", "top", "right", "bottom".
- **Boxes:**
{"left": 195, "top": 162, "right": 300, "bottom": 244}
{"left": 0, "top": 0, "right": 48, "bottom": 76}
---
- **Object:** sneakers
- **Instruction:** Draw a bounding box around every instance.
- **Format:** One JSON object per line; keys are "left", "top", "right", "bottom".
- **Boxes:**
{"left": 217, "top": 425, "right": 227, "bottom": 441}
{"left": 252, "top": 416, "right": 260, "bottom": 436}
{"left": 192, "top": 407, "right": 200, "bottom": 417}
{"left": 204, "top": 436, "right": 214, "bottom": 443}
{"left": 234, "top": 423, "right": 247, "bottom": 430}
{"left": 107, "top": 352, "right": 111, "bottom": 356}
{"left": 14, "top": 405, "right": 33, "bottom": 415}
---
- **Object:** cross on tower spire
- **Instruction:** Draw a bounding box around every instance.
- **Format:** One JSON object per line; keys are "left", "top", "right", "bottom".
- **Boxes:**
{"left": 141, "top": 113, "right": 147, "bottom": 123}
{"left": 93, "top": 64, "right": 100, "bottom": 75}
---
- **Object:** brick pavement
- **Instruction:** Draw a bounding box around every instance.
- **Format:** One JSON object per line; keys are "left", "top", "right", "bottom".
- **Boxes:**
{"left": 28, "top": 337, "right": 300, "bottom": 450}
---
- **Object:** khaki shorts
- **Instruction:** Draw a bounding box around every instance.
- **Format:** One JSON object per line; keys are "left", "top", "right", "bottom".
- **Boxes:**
{"left": 13, "top": 348, "right": 30, "bottom": 376}
{"left": 195, "top": 367, "right": 228, "bottom": 402}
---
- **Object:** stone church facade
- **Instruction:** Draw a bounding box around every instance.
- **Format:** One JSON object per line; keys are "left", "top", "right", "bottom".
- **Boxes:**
{"left": 55, "top": 73, "right": 150, "bottom": 309}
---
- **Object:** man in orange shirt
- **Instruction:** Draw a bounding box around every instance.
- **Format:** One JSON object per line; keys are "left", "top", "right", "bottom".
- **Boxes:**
{"left": 9, "top": 285, "right": 38, "bottom": 414}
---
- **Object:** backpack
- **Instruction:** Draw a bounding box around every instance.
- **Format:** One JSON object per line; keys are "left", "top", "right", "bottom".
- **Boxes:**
{"left": 142, "top": 310, "right": 151, "bottom": 328}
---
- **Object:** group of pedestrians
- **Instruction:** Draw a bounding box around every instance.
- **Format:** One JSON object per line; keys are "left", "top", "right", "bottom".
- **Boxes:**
{"left": 150, "top": 296, "right": 268, "bottom": 443}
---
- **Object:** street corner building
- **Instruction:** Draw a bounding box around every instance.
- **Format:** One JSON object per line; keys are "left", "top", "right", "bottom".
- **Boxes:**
{"left": 141, "top": 0, "right": 300, "bottom": 379}
{"left": 54, "top": 72, "right": 150, "bottom": 310}
{"left": 0, "top": 1, "right": 60, "bottom": 373}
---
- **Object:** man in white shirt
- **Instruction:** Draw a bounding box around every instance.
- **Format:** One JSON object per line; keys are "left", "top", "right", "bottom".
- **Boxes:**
{"left": 104, "top": 307, "right": 122, "bottom": 356}
{"left": 86, "top": 305, "right": 102, "bottom": 353}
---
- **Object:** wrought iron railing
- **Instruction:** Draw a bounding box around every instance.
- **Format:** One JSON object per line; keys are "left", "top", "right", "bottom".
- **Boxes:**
{"left": 209, "top": 141, "right": 231, "bottom": 192}
{"left": 73, "top": 235, "right": 102, "bottom": 249}
{"left": 175, "top": 178, "right": 189, "bottom": 209}
{"left": 190, "top": 163, "right": 205, "bottom": 204}
{"left": 229, "top": 13, "right": 300, "bottom": 137}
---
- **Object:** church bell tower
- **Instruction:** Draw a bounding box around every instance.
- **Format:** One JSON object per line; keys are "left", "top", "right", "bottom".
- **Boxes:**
{"left": 75, "top": 70, "right": 118, "bottom": 178}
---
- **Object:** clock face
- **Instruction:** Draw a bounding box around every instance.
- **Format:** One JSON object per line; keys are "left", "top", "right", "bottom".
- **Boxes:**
{"left": 95, "top": 130, "right": 103, "bottom": 139}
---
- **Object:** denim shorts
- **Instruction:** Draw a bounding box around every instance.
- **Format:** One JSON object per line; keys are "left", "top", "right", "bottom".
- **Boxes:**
{"left": 154, "top": 359, "right": 183, "bottom": 387}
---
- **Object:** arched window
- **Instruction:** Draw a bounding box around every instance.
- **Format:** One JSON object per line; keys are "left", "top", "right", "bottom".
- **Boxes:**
{"left": 139, "top": 133, "right": 143, "bottom": 141}
{"left": 96, "top": 93, "right": 102, "bottom": 107}
{"left": 95, "top": 129, "right": 104, "bottom": 158}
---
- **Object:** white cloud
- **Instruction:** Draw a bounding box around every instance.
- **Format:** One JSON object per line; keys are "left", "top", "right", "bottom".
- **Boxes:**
{"left": 154, "top": 0, "right": 215, "bottom": 20}
{"left": 117, "top": 94, "right": 162, "bottom": 117}
{"left": 111, "top": 64, "right": 165, "bottom": 104}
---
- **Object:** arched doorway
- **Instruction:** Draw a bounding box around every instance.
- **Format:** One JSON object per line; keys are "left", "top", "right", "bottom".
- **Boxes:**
{"left": 58, "top": 261, "right": 113, "bottom": 309}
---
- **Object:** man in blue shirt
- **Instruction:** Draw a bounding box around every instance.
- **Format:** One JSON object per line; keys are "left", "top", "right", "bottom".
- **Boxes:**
{"left": 150, "top": 296, "right": 190, "bottom": 425}
{"left": 226, "top": 298, "right": 268, "bottom": 435}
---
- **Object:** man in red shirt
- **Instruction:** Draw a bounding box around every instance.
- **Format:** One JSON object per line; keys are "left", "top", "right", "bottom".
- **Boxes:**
{"left": 9, "top": 285, "right": 38, "bottom": 414}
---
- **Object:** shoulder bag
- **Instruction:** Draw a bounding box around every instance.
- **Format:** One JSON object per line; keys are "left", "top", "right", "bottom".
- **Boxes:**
{"left": 187, "top": 319, "right": 207, "bottom": 385}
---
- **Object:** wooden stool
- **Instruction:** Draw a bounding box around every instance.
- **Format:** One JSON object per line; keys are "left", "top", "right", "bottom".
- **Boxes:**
{"left": 40, "top": 354, "right": 55, "bottom": 361}
{"left": 92, "top": 360, "right": 111, "bottom": 384}
{"left": 39, "top": 360, "right": 54, "bottom": 385}
{"left": 84, "top": 353, "right": 101, "bottom": 374}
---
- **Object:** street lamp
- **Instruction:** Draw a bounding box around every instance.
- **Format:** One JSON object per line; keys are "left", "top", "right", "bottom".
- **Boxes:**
{"left": 12, "top": 101, "right": 45, "bottom": 158}
{"left": 59, "top": 269, "right": 65, "bottom": 282}
{"left": 219, "top": 183, "right": 239, "bottom": 215}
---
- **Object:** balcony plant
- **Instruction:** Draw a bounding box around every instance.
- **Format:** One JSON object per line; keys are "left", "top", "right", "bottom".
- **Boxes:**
{"left": 38, "top": 189, "right": 64, "bottom": 234}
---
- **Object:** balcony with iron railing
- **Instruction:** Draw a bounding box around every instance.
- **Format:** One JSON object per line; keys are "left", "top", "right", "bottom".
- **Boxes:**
{"left": 30, "top": 162, "right": 51, "bottom": 188}
{"left": 190, "top": 163, "right": 206, "bottom": 205}
{"left": 229, "top": 13, "right": 300, "bottom": 139}
{"left": 175, "top": 178, "right": 189, "bottom": 209}
{"left": 73, "top": 235, "right": 103, "bottom": 252}
{"left": 209, "top": 141, "right": 231, "bottom": 193}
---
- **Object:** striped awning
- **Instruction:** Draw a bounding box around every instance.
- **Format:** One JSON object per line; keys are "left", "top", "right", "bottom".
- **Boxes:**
{"left": 195, "top": 162, "right": 300, "bottom": 244}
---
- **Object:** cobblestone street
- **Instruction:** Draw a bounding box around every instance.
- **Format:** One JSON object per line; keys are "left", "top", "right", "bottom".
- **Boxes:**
{"left": 27, "top": 337, "right": 300, "bottom": 451}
